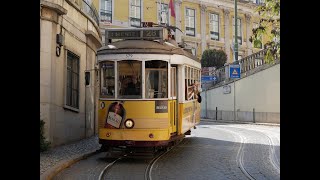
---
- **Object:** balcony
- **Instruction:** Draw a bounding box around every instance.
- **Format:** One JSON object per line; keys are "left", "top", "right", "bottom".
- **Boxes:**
{"left": 73, "top": 0, "right": 99, "bottom": 26}
{"left": 100, "top": 9, "right": 112, "bottom": 24}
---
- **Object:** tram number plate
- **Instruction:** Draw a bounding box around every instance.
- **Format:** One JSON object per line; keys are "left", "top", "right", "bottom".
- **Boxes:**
{"left": 143, "top": 30, "right": 160, "bottom": 38}
{"left": 107, "top": 112, "right": 122, "bottom": 128}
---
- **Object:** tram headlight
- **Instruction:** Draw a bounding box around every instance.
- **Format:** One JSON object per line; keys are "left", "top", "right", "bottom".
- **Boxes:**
{"left": 124, "top": 119, "right": 134, "bottom": 129}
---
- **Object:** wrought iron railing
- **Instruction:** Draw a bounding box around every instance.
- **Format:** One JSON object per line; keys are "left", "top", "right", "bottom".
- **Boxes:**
{"left": 73, "top": 0, "right": 100, "bottom": 25}
{"left": 201, "top": 49, "right": 279, "bottom": 90}
{"left": 239, "top": 49, "right": 267, "bottom": 73}
{"left": 100, "top": 9, "right": 112, "bottom": 23}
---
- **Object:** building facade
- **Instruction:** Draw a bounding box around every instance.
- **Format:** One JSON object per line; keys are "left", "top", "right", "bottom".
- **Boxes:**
{"left": 40, "top": 0, "right": 268, "bottom": 147}
{"left": 97, "top": 0, "right": 267, "bottom": 62}
{"left": 40, "top": 0, "right": 102, "bottom": 147}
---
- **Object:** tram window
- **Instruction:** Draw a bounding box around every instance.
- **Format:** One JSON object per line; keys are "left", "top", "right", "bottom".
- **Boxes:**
{"left": 145, "top": 60, "right": 168, "bottom": 99}
{"left": 118, "top": 60, "right": 142, "bottom": 99}
{"left": 100, "top": 61, "right": 115, "bottom": 98}
{"left": 185, "top": 66, "right": 196, "bottom": 101}
{"left": 185, "top": 66, "right": 188, "bottom": 100}
{"left": 191, "top": 68, "right": 194, "bottom": 86}
{"left": 189, "top": 68, "right": 192, "bottom": 89}
{"left": 171, "top": 67, "right": 176, "bottom": 97}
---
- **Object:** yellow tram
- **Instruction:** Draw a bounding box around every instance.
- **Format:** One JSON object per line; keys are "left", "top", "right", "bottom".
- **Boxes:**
{"left": 97, "top": 26, "right": 201, "bottom": 151}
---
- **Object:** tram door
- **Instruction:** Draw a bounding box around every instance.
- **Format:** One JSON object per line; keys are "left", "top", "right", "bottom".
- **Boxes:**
{"left": 170, "top": 66, "right": 178, "bottom": 133}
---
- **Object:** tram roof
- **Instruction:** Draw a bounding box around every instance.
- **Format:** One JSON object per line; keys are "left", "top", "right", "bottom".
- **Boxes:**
{"left": 97, "top": 40, "right": 199, "bottom": 62}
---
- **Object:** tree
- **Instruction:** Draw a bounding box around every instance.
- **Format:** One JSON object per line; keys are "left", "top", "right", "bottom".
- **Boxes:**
{"left": 201, "top": 49, "right": 227, "bottom": 68}
{"left": 249, "top": 0, "right": 280, "bottom": 63}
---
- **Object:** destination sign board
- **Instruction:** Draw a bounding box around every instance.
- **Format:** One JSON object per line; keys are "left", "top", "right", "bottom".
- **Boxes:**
{"left": 108, "top": 31, "right": 140, "bottom": 39}
{"left": 105, "top": 28, "right": 163, "bottom": 41}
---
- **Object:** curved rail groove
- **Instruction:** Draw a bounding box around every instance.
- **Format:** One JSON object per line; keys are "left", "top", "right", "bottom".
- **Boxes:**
{"left": 145, "top": 139, "right": 187, "bottom": 180}
{"left": 212, "top": 126, "right": 256, "bottom": 180}
{"left": 237, "top": 126, "right": 280, "bottom": 174}
{"left": 98, "top": 156, "right": 125, "bottom": 180}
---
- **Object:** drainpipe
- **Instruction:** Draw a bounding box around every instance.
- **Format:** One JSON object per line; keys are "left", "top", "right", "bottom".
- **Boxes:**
{"left": 85, "top": 83, "right": 87, "bottom": 138}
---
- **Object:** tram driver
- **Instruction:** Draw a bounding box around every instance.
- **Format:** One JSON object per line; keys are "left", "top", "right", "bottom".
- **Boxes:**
{"left": 124, "top": 75, "right": 140, "bottom": 95}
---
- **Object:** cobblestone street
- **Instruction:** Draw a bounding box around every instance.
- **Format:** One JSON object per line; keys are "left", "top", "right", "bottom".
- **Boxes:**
{"left": 46, "top": 121, "right": 280, "bottom": 180}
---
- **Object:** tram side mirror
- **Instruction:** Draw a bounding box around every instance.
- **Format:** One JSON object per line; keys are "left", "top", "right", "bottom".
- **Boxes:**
{"left": 85, "top": 72, "right": 90, "bottom": 86}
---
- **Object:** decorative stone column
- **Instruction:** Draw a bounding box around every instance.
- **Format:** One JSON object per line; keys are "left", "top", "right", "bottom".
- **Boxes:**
{"left": 223, "top": 9, "right": 231, "bottom": 62}
{"left": 200, "top": 4, "right": 207, "bottom": 53}
{"left": 175, "top": 0, "right": 183, "bottom": 43}
{"left": 245, "top": 14, "right": 252, "bottom": 56}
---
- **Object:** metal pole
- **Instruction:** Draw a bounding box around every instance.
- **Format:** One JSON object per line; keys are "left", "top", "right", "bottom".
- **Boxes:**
{"left": 216, "top": 107, "right": 218, "bottom": 120}
{"left": 205, "top": 90, "right": 208, "bottom": 118}
{"left": 234, "top": 0, "right": 238, "bottom": 62}
{"left": 253, "top": 108, "right": 255, "bottom": 123}
{"left": 233, "top": 80, "right": 236, "bottom": 121}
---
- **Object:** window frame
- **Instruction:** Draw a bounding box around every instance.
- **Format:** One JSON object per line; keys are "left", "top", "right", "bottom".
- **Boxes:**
{"left": 158, "top": 3, "right": 169, "bottom": 25}
{"left": 145, "top": 60, "right": 168, "bottom": 99}
{"left": 185, "top": 8, "right": 196, "bottom": 37}
{"left": 100, "top": 0, "right": 113, "bottom": 24}
{"left": 209, "top": 13, "right": 219, "bottom": 41}
{"left": 117, "top": 60, "right": 142, "bottom": 99}
{"left": 184, "top": 66, "right": 200, "bottom": 102}
{"left": 64, "top": 50, "right": 80, "bottom": 112}
{"left": 170, "top": 67, "right": 177, "bottom": 99}
{"left": 129, "top": 0, "right": 142, "bottom": 27}
{"left": 100, "top": 61, "right": 115, "bottom": 98}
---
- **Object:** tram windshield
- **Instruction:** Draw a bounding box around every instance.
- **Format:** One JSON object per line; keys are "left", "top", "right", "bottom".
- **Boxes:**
{"left": 145, "top": 60, "right": 168, "bottom": 99}
{"left": 100, "top": 61, "right": 115, "bottom": 98}
{"left": 100, "top": 60, "right": 168, "bottom": 99}
{"left": 118, "top": 60, "right": 142, "bottom": 99}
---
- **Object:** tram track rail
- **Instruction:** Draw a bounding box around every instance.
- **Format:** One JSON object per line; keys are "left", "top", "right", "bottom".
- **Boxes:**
{"left": 145, "top": 139, "right": 187, "bottom": 180}
{"left": 228, "top": 125, "right": 280, "bottom": 174}
{"left": 98, "top": 138, "right": 187, "bottom": 180}
{"left": 211, "top": 126, "right": 256, "bottom": 180}
{"left": 241, "top": 126, "right": 280, "bottom": 173}
{"left": 98, "top": 155, "right": 126, "bottom": 180}
{"left": 265, "top": 133, "right": 280, "bottom": 173}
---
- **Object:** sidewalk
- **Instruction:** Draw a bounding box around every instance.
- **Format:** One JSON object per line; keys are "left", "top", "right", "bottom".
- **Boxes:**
{"left": 40, "top": 135, "right": 101, "bottom": 180}
{"left": 200, "top": 118, "right": 280, "bottom": 127}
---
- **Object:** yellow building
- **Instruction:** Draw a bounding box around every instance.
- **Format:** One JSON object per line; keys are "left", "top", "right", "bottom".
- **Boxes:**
{"left": 96, "top": 0, "right": 266, "bottom": 63}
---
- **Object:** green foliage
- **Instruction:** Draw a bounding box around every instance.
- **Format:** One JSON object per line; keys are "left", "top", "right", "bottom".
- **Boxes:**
{"left": 201, "top": 49, "right": 227, "bottom": 68}
{"left": 249, "top": 0, "right": 280, "bottom": 63}
{"left": 40, "top": 119, "right": 51, "bottom": 152}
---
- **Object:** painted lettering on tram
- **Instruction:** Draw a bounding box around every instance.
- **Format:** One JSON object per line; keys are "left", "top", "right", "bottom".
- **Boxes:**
{"left": 155, "top": 100, "right": 168, "bottom": 113}
{"left": 183, "top": 106, "right": 193, "bottom": 114}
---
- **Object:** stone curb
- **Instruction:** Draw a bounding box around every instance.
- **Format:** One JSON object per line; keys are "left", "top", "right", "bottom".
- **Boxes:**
{"left": 200, "top": 119, "right": 280, "bottom": 127}
{"left": 40, "top": 149, "right": 100, "bottom": 180}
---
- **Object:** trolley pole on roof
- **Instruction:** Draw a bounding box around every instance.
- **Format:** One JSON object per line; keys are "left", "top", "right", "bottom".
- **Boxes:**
{"left": 234, "top": 0, "right": 238, "bottom": 62}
